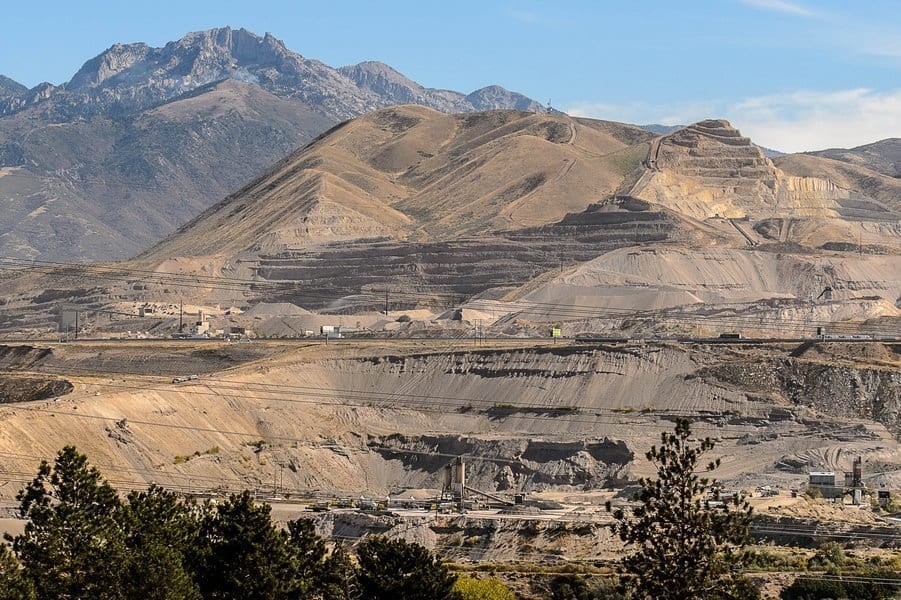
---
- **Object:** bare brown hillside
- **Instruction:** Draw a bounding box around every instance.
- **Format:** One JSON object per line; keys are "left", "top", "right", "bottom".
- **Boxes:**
{"left": 806, "top": 138, "right": 901, "bottom": 178}
{"left": 775, "top": 152, "right": 901, "bottom": 210}
{"left": 0, "top": 27, "right": 547, "bottom": 262}
{"left": 137, "top": 106, "right": 654, "bottom": 261}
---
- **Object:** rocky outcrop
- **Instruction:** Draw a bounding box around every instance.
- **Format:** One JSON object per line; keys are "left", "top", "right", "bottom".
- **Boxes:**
{"left": 0, "top": 75, "right": 27, "bottom": 98}
{"left": 370, "top": 434, "right": 633, "bottom": 492}
{"left": 701, "top": 356, "right": 900, "bottom": 436}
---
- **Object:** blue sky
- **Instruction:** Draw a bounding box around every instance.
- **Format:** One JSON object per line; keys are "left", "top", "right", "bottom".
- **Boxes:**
{"left": 1, "top": 0, "right": 899, "bottom": 151}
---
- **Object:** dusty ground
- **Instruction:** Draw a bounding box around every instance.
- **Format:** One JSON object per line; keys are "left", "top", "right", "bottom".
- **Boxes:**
{"left": 0, "top": 339, "right": 896, "bottom": 505}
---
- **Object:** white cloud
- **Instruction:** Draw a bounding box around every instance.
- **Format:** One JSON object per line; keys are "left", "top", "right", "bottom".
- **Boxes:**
{"left": 566, "top": 88, "right": 901, "bottom": 152}
{"left": 730, "top": 88, "right": 901, "bottom": 151}
{"left": 740, "top": 0, "right": 816, "bottom": 17}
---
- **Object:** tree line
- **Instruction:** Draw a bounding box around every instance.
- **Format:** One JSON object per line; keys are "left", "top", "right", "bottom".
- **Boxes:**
{"left": 4, "top": 421, "right": 890, "bottom": 599}
{"left": 0, "top": 420, "right": 758, "bottom": 600}
{"left": 0, "top": 446, "right": 462, "bottom": 599}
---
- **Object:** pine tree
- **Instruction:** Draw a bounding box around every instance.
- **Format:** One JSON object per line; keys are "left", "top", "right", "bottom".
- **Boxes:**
{"left": 286, "top": 518, "right": 328, "bottom": 597}
{"left": 12, "top": 446, "right": 128, "bottom": 600}
{"left": 193, "top": 490, "right": 297, "bottom": 599}
{"left": 0, "top": 544, "right": 35, "bottom": 600}
{"left": 317, "top": 542, "right": 359, "bottom": 600}
{"left": 607, "top": 419, "right": 758, "bottom": 600}
{"left": 355, "top": 536, "right": 459, "bottom": 600}
{"left": 121, "top": 485, "right": 201, "bottom": 600}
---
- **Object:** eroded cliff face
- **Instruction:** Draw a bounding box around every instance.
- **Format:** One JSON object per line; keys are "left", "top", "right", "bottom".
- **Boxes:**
{"left": 632, "top": 120, "right": 848, "bottom": 221}
{"left": 370, "top": 435, "right": 633, "bottom": 492}
{"left": 698, "top": 351, "right": 901, "bottom": 436}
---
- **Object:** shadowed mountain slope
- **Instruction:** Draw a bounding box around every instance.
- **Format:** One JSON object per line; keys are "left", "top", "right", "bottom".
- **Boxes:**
{"left": 0, "top": 27, "right": 545, "bottom": 262}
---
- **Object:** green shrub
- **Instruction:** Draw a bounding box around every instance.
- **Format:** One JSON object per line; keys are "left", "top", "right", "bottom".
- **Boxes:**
{"left": 781, "top": 575, "right": 886, "bottom": 600}
{"left": 453, "top": 575, "right": 514, "bottom": 600}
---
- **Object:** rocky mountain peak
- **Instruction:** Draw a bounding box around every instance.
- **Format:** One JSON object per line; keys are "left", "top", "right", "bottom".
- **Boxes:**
{"left": 465, "top": 85, "right": 545, "bottom": 112}
{"left": 340, "top": 60, "right": 415, "bottom": 85}
{"left": 339, "top": 60, "right": 425, "bottom": 104}
{"left": 168, "top": 26, "right": 290, "bottom": 67}
{"left": 0, "top": 75, "right": 27, "bottom": 98}
{"left": 3, "top": 26, "right": 546, "bottom": 124}
{"left": 67, "top": 42, "right": 152, "bottom": 90}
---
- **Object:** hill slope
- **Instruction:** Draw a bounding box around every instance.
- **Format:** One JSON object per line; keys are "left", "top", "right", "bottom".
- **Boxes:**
{"left": 806, "top": 138, "right": 901, "bottom": 178}
{"left": 140, "top": 106, "right": 655, "bottom": 261}
{"left": 0, "top": 27, "right": 545, "bottom": 262}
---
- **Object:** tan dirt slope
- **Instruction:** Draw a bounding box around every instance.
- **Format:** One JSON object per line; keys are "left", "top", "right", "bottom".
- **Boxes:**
{"left": 138, "top": 106, "right": 654, "bottom": 260}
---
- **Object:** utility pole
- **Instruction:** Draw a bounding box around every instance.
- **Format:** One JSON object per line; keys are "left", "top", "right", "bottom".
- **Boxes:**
{"left": 179, "top": 301, "right": 184, "bottom": 332}
{"left": 74, "top": 310, "right": 79, "bottom": 340}
{"left": 859, "top": 223, "right": 863, "bottom": 259}
{"left": 384, "top": 289, "right": 389, "bottom": 316}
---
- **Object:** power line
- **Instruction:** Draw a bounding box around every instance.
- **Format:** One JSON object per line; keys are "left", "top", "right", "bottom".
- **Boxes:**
{"left": 0, "top": 371, "right": 877, "bottom": 449}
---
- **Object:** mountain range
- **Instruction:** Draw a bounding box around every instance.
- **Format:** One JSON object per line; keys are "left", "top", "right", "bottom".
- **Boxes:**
{"left": 0, "top": 27, "right": 544, "bottom": 261}
{"left": 1, "top": 105, "right": 898, "bottom": 334}
{"left": 0, "top": 26, "right": 898, "bottom": 267}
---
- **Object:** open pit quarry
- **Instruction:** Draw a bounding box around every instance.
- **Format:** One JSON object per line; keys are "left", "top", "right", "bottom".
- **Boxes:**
{"left": 0, "top": 338, "right": 898, "bottom": 561}
{"left": 0, "top": 108, "right": 899, "bottom": 572}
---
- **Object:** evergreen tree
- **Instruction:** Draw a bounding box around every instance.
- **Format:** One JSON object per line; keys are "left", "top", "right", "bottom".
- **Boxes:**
{"left": 193, "top": 490, "right": 297, "bottom": 599}
{"left": 317, "top": 542, "right": 358, "bottom": 600}
{"left": 607, "top": 419, "right": 758, "bottom": 600}
{"left": 0, "top": 544, "right": 35, "bottom": 600}
{"left": 286, "top": 519, "right": 328, "bottom": 597}
{"left": 121, "top": 485, "right": 201, "bottom": 600}
{"left": 355, "top": 536, "right": 459, "bottom": 600}
{"left": 12, "top": 446, "right": 128, "bottom": 600}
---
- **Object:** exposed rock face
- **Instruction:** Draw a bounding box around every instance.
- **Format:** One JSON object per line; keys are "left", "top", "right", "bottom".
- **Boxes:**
{"left": 339, "top": 61, "right": 432, "bottom": 106}
{"left": 3, "top": 26, "right": 543, "bottom": 123}
{"left": 0, "top": 27, "right": 546, "bottom": 262}
{"left": 0, "top": 75, "right": 27, "bottom": 98}
{"left": 702, "top": 355, "right": 901, "bottom": 436}
{"left": 370, "top": 434, "right": 633, "bottom": 492}
{"left": 338, "top": 63, "right": 544, "bottom": 114}
{"left": 630, "top": 119, "right": 899, "bottom": 227}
